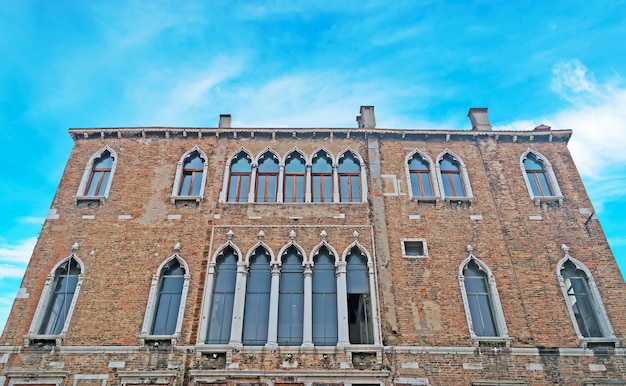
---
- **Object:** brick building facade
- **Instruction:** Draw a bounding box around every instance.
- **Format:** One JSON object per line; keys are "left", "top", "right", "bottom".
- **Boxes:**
{"left": 1, "top": 107, "right": 625, "bottom": 385}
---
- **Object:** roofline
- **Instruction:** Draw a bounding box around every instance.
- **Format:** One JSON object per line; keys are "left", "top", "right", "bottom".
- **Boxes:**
{"left": 68, "top": 126, "right": 572, "bottom": 143}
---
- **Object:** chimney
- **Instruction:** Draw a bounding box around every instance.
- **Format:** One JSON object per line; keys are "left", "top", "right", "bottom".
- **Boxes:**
{"left": 467, "top": 108, "right": 492, "bottom": 131}
{"left": 356, "top": 106, "right": 376, "bottom": 128}
{"left": 218, "top": 114, "right": 232, "bottom": 128}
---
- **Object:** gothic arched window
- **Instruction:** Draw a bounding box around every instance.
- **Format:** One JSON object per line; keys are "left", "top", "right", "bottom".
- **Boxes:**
{"left": 284, "top": 152, "right": 306, "bottom": 203}
{"left": 277, "top": 246, "right": 304, "bottom": 345}
{"left": 312, "top": 246, "right": 338, "bottom": 345}
{"left": 206, "top": 247, "right": 238, "bottom": 344}
{"left": 242, "top": 247, "right": 271, "bottom": 345}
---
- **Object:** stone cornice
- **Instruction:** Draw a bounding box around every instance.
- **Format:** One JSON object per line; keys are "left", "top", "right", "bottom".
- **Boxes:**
{"left": 68, "top": 126, "right": 572, "bottom": 143}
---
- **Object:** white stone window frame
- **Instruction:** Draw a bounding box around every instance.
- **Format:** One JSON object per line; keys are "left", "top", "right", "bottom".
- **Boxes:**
{"left": 24, "top": 254, "right": 85, "bottom": 347}
{"left": 337, "top": 147, "right": 369, "bottom": 203}
{"left": 171, "top": 145, "right": 209, "bottom": 204}
{"left": 405, "top": 149, "right": 441, "bottom": 202}
{"left": 340, "top": 239, "right": 382, "bottom": 347}
{"left": 139, "top": 253, "right": 191, "bottom": 345}
{"left": 520, "top": 148, "right": 564, "bottom": 205}
{"left": 556, "top": 246, "right": 620, "bottom": 348}
{"left": 196, "top": 238, "right": 243, "bottom": 347}
{"left": 401, "top": 238, "right": 428, "bottom": 258}
{"left": 7, "top": 371, "right": 67, "bottom": 386}
{"left": 253, "top": 147, "right": 283, "bottom": 203}
{"left": 218, "top": 147, "right": 254, "bottom": 203}
{"left": 458, "top": 249, "right": 510, "bottom": 347}
{"left": 75, "top": 145, "right": 118, "bottom": 205}
{"left": 435, "top": 149, "right": 473, "bottom": 203}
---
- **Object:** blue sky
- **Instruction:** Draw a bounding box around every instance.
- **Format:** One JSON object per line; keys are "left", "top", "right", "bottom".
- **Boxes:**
{"left": 1, "top": 1, "right": 625, "bottom": 333}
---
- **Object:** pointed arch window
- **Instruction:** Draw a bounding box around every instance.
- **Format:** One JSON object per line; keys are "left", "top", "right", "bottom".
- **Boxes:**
{"left": 312, "top": 246, "right": 338, "bottom": 345}
{"left": 39, "top": 258, "right": 81, "bottom": 335}
{"left": 463, "top": 260, "right": 498, "bottom": 337}
{"left": 556, "top": 249, "right": 617, "bottom": 346}
{"left": 206, "top": 247, "right": 238, "bottom": 344}
{"left": 278, "top": 246, "right": 304, "bottom": 345}
{"left": 255, "top": 152, "right": 280, "bottom": 203}
{"left": 338, "top": 152, "right": 361, "bottom": 202}
{"left": 459, "top": 253, "right": 509, "bottom": 344}
{"left": 311, "top": 151, "right": 334, "bottom": 203}
{"left": 436, "top": 151, "right": 473, "bottom": 201}
{"left": 76, "top": 147, "right": 117, "bottom": 206}
{"left": 346, "top": 247, "right": 373, "bottom": 344}
{"left": 25, "top": 254, "right": 84, "bottom": 345}
{"left": 242, "top": 247, "right": 271, "bottom": 345}
{"left": 521, "top": 150, "right": 563, "bottom": 203}
{"left": 227, "top": 152, "right": 252, "bottom": 202}
{"left": 407, "top": 152, "right": 434, "bottom": 198}
{"left": 151, "top": 261, "right": 185, "bottom": 335}
{"left": 140, "top": 256, "right": 190, "bottom": 343}
{"left": 440, "top": 154, "right": 464, "bottom": 197}
{"left": 171, "top": 147, "right": 209, "bottom": 205}
{"left": 284, "top": 152, "right": 306, "bottom": 203}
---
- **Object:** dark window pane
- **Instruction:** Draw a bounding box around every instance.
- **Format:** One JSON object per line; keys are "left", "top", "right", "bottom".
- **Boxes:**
{"left": 257, "top": 154, "right": 279, "bottom": 173}
{"left": 527, "top": 174, "right": 541, "bottom": 196}
{"left": 340, "top": 176, "right": 350, "bottom": 202}
{"left": 86, "top": 171, "right": 102, "bottom": 196}
{"left": 180, "top": 174, "right": 192, "bottom": 196}
{"left": 442, "top": 174, "right": 453, "bottom": 196}
{"left": 524, "top": 155, "right": 544, "bottom": 170}
{"left": 312, "top": 248, "right": 337, "bottom": 345}
{"left": 207, "top": 249, "right": 237, "bottom": 344}
{"left": 451, "top": 174, "right": 464, "bottom": 196}
{"left": 285, "top": 154, "right": 306, "bottom": 172}
{"left": 312, "top": 153, "right": 333, "bottom": 173}
{"left": 184, "top": 153, "right": 204, "bottom": 169}
{"left": 562, "top": 262, "right": 603, "bottom": 337}
{"left": 440, "top": 156, "right": 459, "bottom": 171}
{"left": 404, "top": 241, "right": 424, "bottom": 256}
{"left": 39, "top": 259, "right": 80, "bottom": 335}
{"left": 231, "top": 154, "right": 252, "bottom": 172}
{"left": 94, "top": 152, "right": 113, "bottom": 168}
{"left": 408, "top": 155, "right": 429, "bottom": 171}
{"left": 239, "top": 176, "right": 249, "bottom": 201}
{"left": 338, "top": 152, "right": 360, "bottom": 173}
{"left": 242, "top": 250, "right": 271, "bottom": 345}
{"left": 278, "top": 250, "right": 304, "bottom": 345}
{"left": 464, "top": 261, "right": 498, "bottom": 337}
{"left": 420, "top": 174, "right": 433, "bottom": 196}
{"left": 537, "top": 173, "right": 552, "bottom": 195}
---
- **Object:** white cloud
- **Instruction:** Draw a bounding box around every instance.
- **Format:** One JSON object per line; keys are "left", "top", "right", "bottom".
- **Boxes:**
{"left": 0, "top": 265, "right": 27, "bottom": 279}
{"left": 0, "top": 237, "right": 36, "bottom": 265}
{"left": 17, "top": 216, "right": 45, "bottom": 225}
{"left": 494, "top": 59, "right": 626, "bottom": 179}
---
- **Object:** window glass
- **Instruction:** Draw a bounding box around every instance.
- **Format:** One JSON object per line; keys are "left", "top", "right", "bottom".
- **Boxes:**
{"left": 284, "top": 153, "right": 306, "bottom": 203}
{"left": 179, "top": 152, "right": 204, "bottom": 196}
{"left": 524, "top": 154, "right": 553, "bottom": 196}
{"left": 278, "top": 247, "right": 304, "bottom": 345}
{"left": 207, "top": 248, "right": 238, "bottom": 344}
{"left": 464, "top": 261, "right": 498, "bottom": 337}
{"left": 256, "top": 153, "right": 279, "bottom": 203}
{"left": 312, "top": 152, "right": 333, "bottom": 203}
{"left": 338, "top": 152, "right": 361, "bottom": 202}
{"left": 152, "top": 261, "right": 185, "bottom": 335}
{"left": 562, "top": 261, "right": 603, "bottom": 337}
{"left": 228, "top": 153, "right": 251, "bottom": 202}
{"left": 242, "top": 248, "right": 271, "bottom": 345}
{"left": 312, "top": 247, "right": 338, "bottom": 345}
{"left": 346, "top": 249, "right": 373, "bottom": 344}
{"left": 85, "top": 150, "right": 113, "bottom": 196}
{"left": 440, "top": 154, "right": 464, "bottom": 197}
{"left": 39, "top": 258, "right": 80, "bottom": 335}
{"left": 404, "top": 241, "right": 424, "bottom": 256}
{"left": 409, "top": 154, "right": 433, "bottom": 197}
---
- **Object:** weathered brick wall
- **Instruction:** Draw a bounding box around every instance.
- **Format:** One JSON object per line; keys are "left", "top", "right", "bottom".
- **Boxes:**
{"left": 2, "top": 128, "right": 626, "bottom": 385}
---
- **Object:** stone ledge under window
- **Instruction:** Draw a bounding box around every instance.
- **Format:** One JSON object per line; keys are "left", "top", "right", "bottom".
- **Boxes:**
{"left": 117, "top": 370, "right": 177, "bottom": 385}
{"left": 23, "top": 334, "right": 63, "bottom": 347}
{"left": 471, "top": 336, "right": 512, "bottom": 348}
{"left": 75, "top": 196, "right": 105, "bottom": 208}
{"left": 139, "top": 335, "right": 179, "bottom": 346}
{"left": 411, "top": 196, "right": 440, "bottom": 203}
{"left": 171, "top": 196, "right": 202, "bottom": 208}
{"left": 532, "top": 195, "right": 563, "bottom": 206}
{"left": 579, "top": 336, "right": 621, "bottom": 349}
{"left": 445, "top": 196, "right": 473, "bottom": 205}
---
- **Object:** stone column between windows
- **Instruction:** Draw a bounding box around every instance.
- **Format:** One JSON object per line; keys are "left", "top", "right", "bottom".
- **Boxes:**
{"left": 276, "top": 164, "right": 285, "bottom": 203}
{"left": 332, "top": 164, "right": 340, "bottom": 203}
{"left": 335, "top": 261, "right": 349, "bottom": 346}
{"left": 367, "top": 261, "right": 381, "bottom": 345}
{"left": 219, "top": 164, "right": 230, "bottom": 202}
{"left": 305, "top": 164, "right": 312, "bottom": 203}
{"left": 197, "top": 262, "right": 216, "bottom": 344}
{"left": 247, "top": 163, "right": 258, "bottom": 203}
{"left": 266, "top": 262, "right": 281, "bottom": 348}
{"left": 360, "top": 162, "right": 368, "bottom": 202}
{"left": 302, "top": 262, "right": 314, "bottom": 348}
{"left": 229, "top": 261, "right": 249, "bottom": 347}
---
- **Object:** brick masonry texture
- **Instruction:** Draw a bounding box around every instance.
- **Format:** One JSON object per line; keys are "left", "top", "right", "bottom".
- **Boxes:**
{"left": 1, "top": 125, "right": 625, "bottom": 385}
